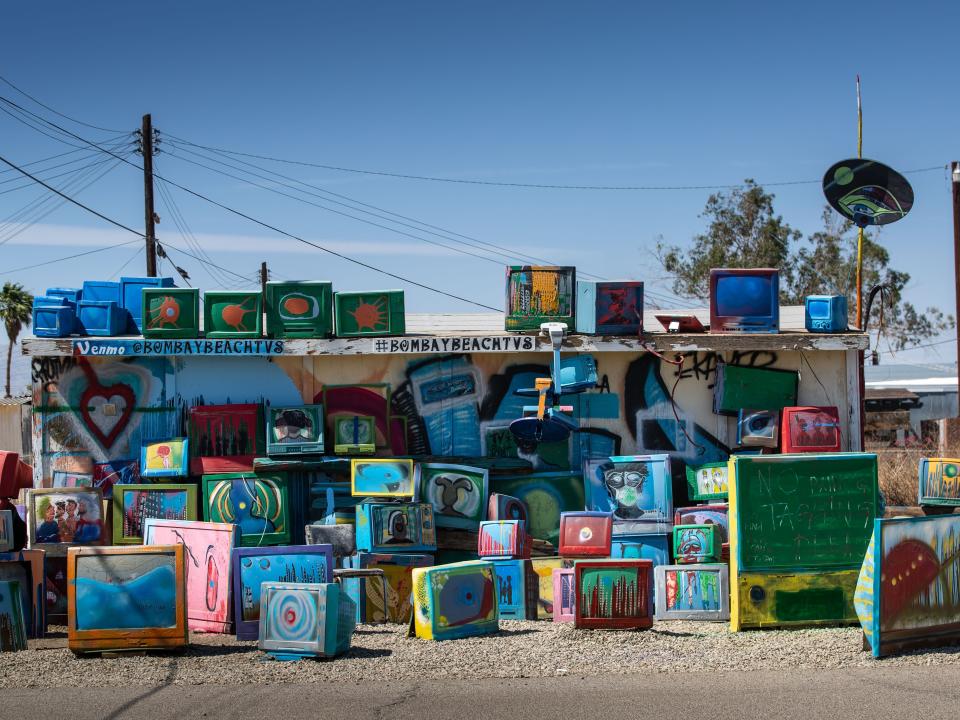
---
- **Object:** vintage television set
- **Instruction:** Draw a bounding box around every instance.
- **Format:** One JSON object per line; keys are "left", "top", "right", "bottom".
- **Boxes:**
{"left": 0, "top": 549, "right": 45, "bottom": 638}
{"left": 120, "top": 276, "right": 175, "bottom": 333}
{"left": 112, "top": 483, "right": 198, "bottom": 545}
{"left": 141, "top": 288, "right": 201, "bottom": 339}
{"left": 504, "top": 265, "right": 576, "bottom": 331}
{"left": 684, "top": 462, "right": 729, "bottom": 502}
{"left": 188, "top": 403, "right": 263, "bottom": 475}
{"left": 350, "top": 458, "right": 416, "bottom": 499}
{"left": 265, "top": 280, "right": 334, "bottom": 338}
{"left": 140, "top": 439, "right": 190, "bottom": 478}
{"left": 551, "top": 568, "right": 576, "bottom": 622}
{"left": 0, "top": 579, "right": 27, "bottom": 651}
{"left": 333, "top": 415, "right": 376, "bottom": 455}
{"left": 780, "top": 406, "right": 841, "bottom": 453}
{"left": 32, "top": 300, "right": 75, "bottom": 338}
{"left": 333, "top": 290, "right": 405, "bottom": 337}
{"left": 0, "top": 452, "right": 33, "bottom": 500}
{"left": 709, "top": 268, "right": 780, "bottom": 334}
{"left": 487, "top": 493, "right": 528, "bottom": 528}
{"left": 203, "top": 472, "right": 291, "bottom": 546}
{"left": 558, "top": 511, "right": 613, "bottom": 558}
{"left": 673, "top": 524, "right": 721, "bottom": 564}
{"left": 143, "top": 518, "right": 238, "bottom": 633}
{"left": 574, "top": 559, "right": 654, "bottom": 630}
{"left": 266, "top": 405, "right": 325, "bottom": 457}
{"left": 305, "top": 524, "right": 356, "bottom": 558}
{"left": 805, "top": 294, "right": 848, "bottom": 333}
{"left": 654, "top": 564, "right": 730, "bottom": 621}
{"left": 530, "top": 557, "right": 575, "bottom": 620}
{"left": 342, "top": 552, "right": 434, "bottom": 623}
{"left": 355, "top": 501, "right": 437, "bottom": 554}
{"left": 490, "top": 559, "right": 538, "bottom": 620}
{"left": 918, "top": 458, "right": 960, "bottom": 508}
{"left": 420, "top": 463, "right": 489, "bottom": 530}
{"left": 45, "top": 287, "right": 82, "bottom": 305}
{"left": 585, "top": 454, "right": 673, "bottom": 535}
{"left": 478, "top": 520, "right": 530, "bottom": 559}
{"left": 66, "top": 545, "right": 187, "bottom": 654}
{"left": 231, "top": 544, "right": 333, "bottom": 641}
{"left": 411, "top": 561, "right": 499, "bottom": 640}
{"left": 80, "top": 280, "right": 120, "bottom": 304}
{"left": 675, "top": 504, "right": 729, "bottom": 559}
{"left": 737, "top": 409, "right": 780, "bottom": 448}
{"left": 258, "top": 581, "right": 355, "bottom": 660}
{"left": 203, "top": 290, "right": 263, "bottom": 339}
{"left": 575, "top": 280, "right": 643, "bottom": 335}
{"left": 77, "top": 300, "right": 126, "bottom": 336}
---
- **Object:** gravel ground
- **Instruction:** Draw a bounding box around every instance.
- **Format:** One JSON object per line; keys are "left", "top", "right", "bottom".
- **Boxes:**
{"left": 2, "top": 621, "right": 960, "bottom": 688}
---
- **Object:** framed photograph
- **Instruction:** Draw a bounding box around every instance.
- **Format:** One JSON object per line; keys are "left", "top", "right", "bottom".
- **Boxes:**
{"left": 51, "top": 471, "right": 94, "bottom": 489}
{"left": 203, "top": 473, "right": 291, "bottom": 546}
{"left": 67, "top": 545, "right": 187, "bottom": 654}
{"left": 350, "top": 458, "right": 416, "bottom": 498}
{"left": 654, "top": 564, "right": 730, "bottom": 621}
{"left": 112, "top": 483, "right": 198, "bottom": 545}
{"left": 231, "top": 545, "right": 334, "bottom": 640}
{"left": 140, "top": 439, "right": 190, "bottom": 478}
{"left": 27, "top": 488, "right": 104, "bottom": 553}
{"left": 0, "top": 549, "right": 45, "bottom": 638}
{"left": 143, "top": 519, "right": 238, "bottom": 633}
{"left": 420, "top": 463, "right": 489, "bottom": 530}
{"left": 266, "top": 405, "right": 324, "bottom": 456}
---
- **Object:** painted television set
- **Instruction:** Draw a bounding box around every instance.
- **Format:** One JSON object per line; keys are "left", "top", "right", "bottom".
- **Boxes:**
{"left": 266, "top": 405, "right": 325, "bottom": 457}
{"left": 334, "top": 290, "right": 405, "bottom": 337}
{"left": 654, "top": 564, "right": 730, "bottom": 621}
{"left": 67, "top": 545, "right": 187, "bottom": 654}
{"left": 684, "top": 462, "right": 729, "bottom": 502}
{"left": 332, "top": 415, "right": 376, "bottom": 455}
{"left": 737, "top": 409, "right": 780, "bottom": 448}
{"left": 120, "top": 276, "right": 175, "bottom": 333}
{"left": 558, "top": 511, "right": 613, "bottom": 558}
{"left": 0, "top": 451, "right": 33, "bottom": 499}
{"left": 112, "top": 483, "right": 198, "bottom": 545}
{"left": 188, "top": 403, "right": 264, "bottom": 475}
{"left": 26, "top": 488, "right": 105, "bottom": 553}
{"left": 673, "top": 524, "right": 721, "bottom": 563}
{"left": 805, "top": 294, "right": 848, "bottom": 333}
{"left": 143, "top": 519, "right": 238, "bottom": 633}
{"left": 855, "top": 515, "right": 960, "bottom": 658}
{"left": 0, "top": 509, "right": 11, "bottom": 553}
{"left": 411, "top": 561, "right": 499, "bottom": 640}
{"left": 575, "top": 280, "right": 643, "bottom": 335}
{"left": 32, "top": 303, "right": 74, "bottom": 338}
{"left": 420, "top": 463, "right": 489, "bottom": 530}
{"left": 491, "top": 558, "right": 538, "bottom": 620}
{"left": 350, "top": 458, "right": 416, "bottom": 498}
{"left": 0, "top": 579, "right": 27, "bottom": 651}
{"left": 231, "top": 544, "right": 334, "bottom": 640}
{"left": 140, "top": 438, "right": 190, "bottom": 478}
{"left": 780, "top": 406, "right": 841, "bottom": 453}
{"left": 265, "top": 280, "right": 334, "bottom": 339}
{"left": 478, "top": 520, "right": 530, "bottom": 559}
{"left": 585, "top": 455, "right": 672, "bottom": 534}
{"left": 142, "top": 288, "right": 200, "bottom": 339}
{"left": 713, "top": 364, "right": 798, "bottom": 416}
{"left": 77, "top": 300, "right": 126, "bottom": 336}
{"left": 675, "top": 504, "right": 729, "bottom": 558}
{"left": 355, "top": 502, "right": 437, "bottom": 553}
{"left": 574, "top": 559, "right": 653, "bottom": 630}
{"left": 203, "top": 472, "right": 291, "bottom": 546}
{"left": 258, "top": 581, "right": 355, "bottom": 660}
{"left": 531, "top": 557, "right": 575, "bottom": 619}
{"left": 552, "top": 568, "right": 575, "bottom": 622}
{"left": 486, "top": 493, "right": 528, "bottom": 528}
{"left": 0, "top": 549, "right": 45, "bottom": 638}
{"left": 504, "top": 265, "right": 576, "bottom": 331}
{"left": 918, "top": 458, "right": 960, "bottom": 507}
{"left": 342, "top": 552, "right": 434, "bottom": 623}
{"left": 203, "top": 290, "right": 263, "bottom": 339}
{"left": 709, "top": 268, "right": 780, "bottom": 334}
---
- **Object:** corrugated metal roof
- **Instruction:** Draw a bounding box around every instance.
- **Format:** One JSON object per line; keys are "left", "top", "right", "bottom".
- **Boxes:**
{"left": 0, "top": 396, "right": 30, "bottom": 406}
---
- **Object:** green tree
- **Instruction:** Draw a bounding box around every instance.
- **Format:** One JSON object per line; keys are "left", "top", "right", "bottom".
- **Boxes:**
{"left": 656, "top": 182, "right": 954, "bottom": 350}
{"left": 0, "top": 281, "right": 33, "bottom": 398}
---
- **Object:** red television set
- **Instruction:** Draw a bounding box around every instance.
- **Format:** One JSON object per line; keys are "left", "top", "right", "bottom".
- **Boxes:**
{"left": 780, "top": 406, "right": 841, "bottom": 453}
{"left": 709, "top": 268, "right": 779, "bottom": 334}
{"left": 188, "top": 404, "right": 263, "bottom": 475}
{"left": 558, "top": 511, "right": 613, "bottom": 558}
{"left": 0, "top": 452, "right": 33, "bottom": 499}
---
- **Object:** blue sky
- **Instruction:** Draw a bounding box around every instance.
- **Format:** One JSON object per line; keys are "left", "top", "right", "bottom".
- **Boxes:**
{"left": 1, "top": 1, "right": 958, "bottom": 365}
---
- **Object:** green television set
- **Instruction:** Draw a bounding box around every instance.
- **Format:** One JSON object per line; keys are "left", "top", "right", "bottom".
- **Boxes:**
{"left": 334, "top": 291, "right": 405, "bottom": 337}
{"left": 203, "top": 291, "right": 263, "bottom": 339}
{"left": 265, "top": 281, "right": 333, "bottom": 338}
{"left": 142, "top": 288, "right": 200, "bottom": 339}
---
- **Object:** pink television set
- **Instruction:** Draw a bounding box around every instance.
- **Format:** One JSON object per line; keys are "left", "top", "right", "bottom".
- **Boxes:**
{"left": 551, "top": 568, "right": 575, "bottom": 622}
{"left": 780, "top": 406, "right": 841, "bottom": 453}
{"left": 709, "top": 268, "right": 779, "bottom": 334}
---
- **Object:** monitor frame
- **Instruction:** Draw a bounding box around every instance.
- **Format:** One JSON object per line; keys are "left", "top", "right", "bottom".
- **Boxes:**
{"left": 709, "top": 268, "right": 780, "bottom": 334}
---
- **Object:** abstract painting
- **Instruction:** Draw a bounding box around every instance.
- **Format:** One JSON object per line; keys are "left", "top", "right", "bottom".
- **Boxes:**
{"left": 575, "top": 559, "right": 653, "bottom": 630}
{"left": 113, "top": 484, "right": 197, "bottom": 544}
{"left": 350, "top": 458, "right": 415, "bottom": 498}
{"left": 654, "top": 564, "right": 730, "bottom": 621}
{"left": 412, "top": 561, "right": 499, "bottom": 640}
{"left": 420, "top": 463, "right": 489, "bottom": 530}
{"left": 204, "top": 473, "right": 290, "bottom": 546}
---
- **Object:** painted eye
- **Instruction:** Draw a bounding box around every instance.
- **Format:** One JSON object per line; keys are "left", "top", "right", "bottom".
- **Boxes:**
{"left": 605, "top": 471, "right": 624, "bottom": 489}
{"left": 624, "top": 472, "right": 642, "bottom": 487}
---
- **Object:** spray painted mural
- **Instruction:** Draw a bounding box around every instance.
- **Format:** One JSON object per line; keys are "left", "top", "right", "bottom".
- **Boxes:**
{"left": 31, "top": 349, "right": 851, "bottom": 495}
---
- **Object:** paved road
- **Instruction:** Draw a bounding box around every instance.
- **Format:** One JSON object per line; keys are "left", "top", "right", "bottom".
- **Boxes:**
{"left": 3, "top": 665, "right": 956, "bottom": 719}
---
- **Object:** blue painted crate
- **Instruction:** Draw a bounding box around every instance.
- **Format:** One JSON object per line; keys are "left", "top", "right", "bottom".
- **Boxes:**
{"left": 120, "top": 276, "right": 175, "bottom": 333}
{"left": 77, "top": 300, "right": 126, "bottom": 336}
{"left": 32, "top": 304, "right": 75, "bottom": 338}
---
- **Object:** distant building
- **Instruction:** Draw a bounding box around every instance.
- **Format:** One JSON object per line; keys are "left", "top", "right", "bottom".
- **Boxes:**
{"left": 865, "top": 363, "right": 958, "bottom": 450}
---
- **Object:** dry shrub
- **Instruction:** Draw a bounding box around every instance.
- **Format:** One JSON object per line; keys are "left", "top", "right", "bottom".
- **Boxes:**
{"left": 874, "top": 446, "right": 928, "bottom": 506}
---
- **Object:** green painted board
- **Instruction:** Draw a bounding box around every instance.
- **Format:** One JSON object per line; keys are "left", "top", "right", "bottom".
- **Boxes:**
{"left": 142, "top": 288, "right": 200, "bottom": 339}
{"left": 731, "top": 453, "right": 880, "bottom": 572}
{"left": 265, "top": 281, "right": 333, "bottom": 338}
{"left": 334, "top": 290, "right": 405, "bottom": 337}
{"left": 713, "top": 364, "right": 798, "bottom": 416}
{"left": 203, "top": 291, "right": 263, "bottom": 338}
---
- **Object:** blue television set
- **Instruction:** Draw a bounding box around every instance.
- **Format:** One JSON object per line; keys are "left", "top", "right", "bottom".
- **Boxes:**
{"left": 805, "top": 294, "right": 848, "bottom": 333}
{"left": 46, "top": 287, "right": 82, "bottom": 305}
{"left": 78, "top": 300, "right": 127, "bottom": 336}
{"left": 32, "top": 302, "right": 75, "bottom": 338}
{"left": 81, "top": 280, "right": 121, "bottom": 304}
{"left": 709, "top": 268, "right": 779, "bottom": 334}
{"left": 120, "top": 276, "right": 175, "bottom": 333}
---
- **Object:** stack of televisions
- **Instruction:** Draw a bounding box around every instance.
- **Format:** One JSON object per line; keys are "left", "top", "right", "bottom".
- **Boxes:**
{"left": 31, "top": 278, "right": 407, "bottom": 339}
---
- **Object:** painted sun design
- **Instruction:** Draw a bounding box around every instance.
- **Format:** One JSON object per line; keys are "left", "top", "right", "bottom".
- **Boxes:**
{"left": 349, "top": 298, "right": 387, "bottom": 331}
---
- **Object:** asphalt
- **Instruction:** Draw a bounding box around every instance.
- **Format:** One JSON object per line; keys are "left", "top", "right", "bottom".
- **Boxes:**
{"left": 2, "top": 665, "right": 956, "bottom": 720}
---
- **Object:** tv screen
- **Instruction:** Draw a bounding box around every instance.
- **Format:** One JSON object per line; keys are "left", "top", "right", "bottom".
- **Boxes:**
{"left": 808, "top": 300, "right": 830, "bottom": 320}
{"left": 715, "top": 275, "right": 774, "bottom": 318}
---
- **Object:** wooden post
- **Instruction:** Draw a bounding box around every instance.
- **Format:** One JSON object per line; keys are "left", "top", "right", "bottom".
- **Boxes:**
{"left": 142, "top": 114, "right": 157, "bottom": 277}
{"left": 952, "top": 161, "right": 960, "bottom": 412}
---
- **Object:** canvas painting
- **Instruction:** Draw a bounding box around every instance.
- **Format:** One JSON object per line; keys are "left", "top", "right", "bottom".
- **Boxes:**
{"left": 0, "top": 579, "right": 27, "bottom": 651}
{"left": 655, "top": 564, "right": 730, "bottom": 621}
{"left": 420, "top": 463, "right": 489, "bottom": 530}
{"left": 350, "top": 458, "right": 415, "bottom": 498}
{"left": 585, "top": 455, "right": 672, "bottom": 534}
{"left": 575, "top": 560, "right": 653, "bottom": 630}
{"left": 231, "top": 545, "right": 334, "bottom": 640}
{"left": 144, "top": 519, "right": 238, "bottom": 633}
{"left": 114, "top": 484, "right": 197, "bottom": 544}
{"left": 204, "top": 473, "right": 290, "bottom": 546}
{"left": 140, "top": 439, "right": 189, "bottom": 478}
{"left": 27, "top": 489, "right": 104, "bottom": 549}
{"left": 91, "top": 460, "right": 140, "bottom": 499}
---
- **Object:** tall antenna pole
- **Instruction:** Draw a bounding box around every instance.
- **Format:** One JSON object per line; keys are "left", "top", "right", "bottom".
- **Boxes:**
{"left": 855, "top": 76, "right": 864, "bottom": 328}
{"left": 141, "top": 113, "right": 158, "bottom": 277}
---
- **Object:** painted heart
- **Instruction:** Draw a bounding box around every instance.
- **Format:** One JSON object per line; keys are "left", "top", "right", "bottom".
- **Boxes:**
{"left": 79, "top": 373, "right": 136, "bottom": 450}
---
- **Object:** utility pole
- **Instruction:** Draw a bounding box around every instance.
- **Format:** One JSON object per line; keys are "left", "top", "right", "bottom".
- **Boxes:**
{"left": 952, "top": 161, "right": 960, "bottom": 413}
{"left": 260, "top": 261, "right": 268, "bottom": 297}
{"left": 141, "top": 114, "right": 158, "bottom": 277}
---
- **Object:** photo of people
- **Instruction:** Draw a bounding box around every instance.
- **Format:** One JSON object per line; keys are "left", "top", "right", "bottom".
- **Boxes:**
{"left": 30, "top": 490, "right": 103, "bottom": 545}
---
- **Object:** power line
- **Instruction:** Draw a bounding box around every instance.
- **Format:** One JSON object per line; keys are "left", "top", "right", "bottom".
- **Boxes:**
{"left": 5, "top": 239, "right": 141, "bottom": 274}
{"left": 875, "top": 337, "right": 957, "bottom": 355}
{"left": 0, "top": 147, "right": 89, "bottom": 175}
{"left": 0, "top": 73, "right": 126, "bottom": 134}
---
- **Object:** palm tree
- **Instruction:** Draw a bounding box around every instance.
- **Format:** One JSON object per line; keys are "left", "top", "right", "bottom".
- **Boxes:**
{"left": 0, "top": 282, "right": 33, "bottom": 398}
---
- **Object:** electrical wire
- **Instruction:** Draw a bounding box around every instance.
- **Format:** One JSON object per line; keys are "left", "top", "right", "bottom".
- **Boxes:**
{"left": 0, "top": 73, "right": 127, "bottom": 134}
{"left": 107, "top": 245, "right": 144, "bottom": 280}
{"left": 0, "top": 147, "right": 90, "bottom": 175}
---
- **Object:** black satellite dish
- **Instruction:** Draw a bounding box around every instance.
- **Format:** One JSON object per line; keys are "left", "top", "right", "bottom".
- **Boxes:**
{"left": 822, "top": 159, "right": 914, "bottom": 228}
